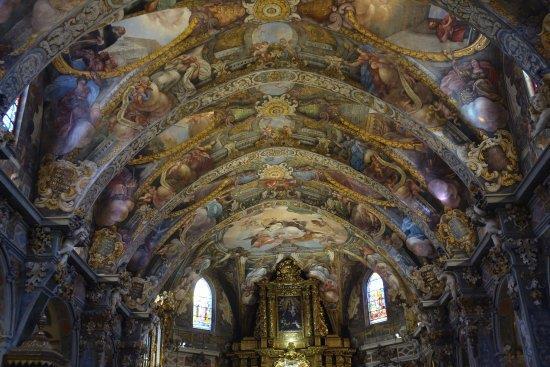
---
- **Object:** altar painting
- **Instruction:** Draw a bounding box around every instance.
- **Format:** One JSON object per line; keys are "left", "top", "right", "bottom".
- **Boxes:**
{"left": 278, "top": 296, "right": 302, "bottom": 332}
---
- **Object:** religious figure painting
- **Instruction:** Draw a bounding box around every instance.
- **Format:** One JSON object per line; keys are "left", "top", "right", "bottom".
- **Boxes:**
{"left": 61, "top": 7, "right": 192, "bottom": 74}
{"left": 278, "top": 296, "right": 302, "bottom": 332}
{"left": 221, "top": 205, "right": 349, "bottom": 254}
{"left": 352, "top": 1, "right": 478, "bottom": 53}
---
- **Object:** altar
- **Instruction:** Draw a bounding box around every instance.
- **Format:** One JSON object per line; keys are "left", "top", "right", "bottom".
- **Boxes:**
{"left": 229, "top": 259, "right": 353, "bottom": 367}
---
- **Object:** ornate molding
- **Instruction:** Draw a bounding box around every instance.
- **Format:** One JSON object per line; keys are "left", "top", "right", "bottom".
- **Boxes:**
{"left": 25, "top": 262, "right": 50, "bottom": 292}
{"left": 76, "top": 68, "right": 480, "bottom": 217}
{"left": 345, "top": 10, "right": 489, "bottom": 62}
{"left": 29, "top": 227, "right": 53, "bottom": 256}
{"left": 0, "top": 0, "right": 128, "bottom": 115}
{"left": 35, "top": 157, "right": 97, "bottom": 213}
{"left": 467, "top": 131, "right": 522, "bottom": 192}
{"left": 243, "top": 0, "right": 300, "bottom": 22}
{"left": 88, "top": 228, "right": 125, "bottom": 273}
{"left": 410, "top": 264, "right": 446, "bottom": 300}
{"left": 436, "top": 209, "right": 477, "bottom": 258}
{"left": 482, "top": 242, "right": 510, "bottom": 279}
{"left": 123, "top": 276, "right": 159, "bottom": 312}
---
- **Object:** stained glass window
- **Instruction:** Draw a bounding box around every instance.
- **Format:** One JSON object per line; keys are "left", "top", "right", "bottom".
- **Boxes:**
{"left": 1, "top": 96, "right": 20, "bottom": 133}
{"left": 193, "top": 278, "right": 213, "bottom": 330}
{"left": 365, "top": 272, "right": 387, "bottom": 324}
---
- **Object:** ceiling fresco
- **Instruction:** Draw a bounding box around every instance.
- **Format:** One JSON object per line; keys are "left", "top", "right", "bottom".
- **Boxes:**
{"left": 220, "top": 204, "right": 350, "bottom": 254}
{"left": 1, "top": 0, "right": 544, "bottom": 316}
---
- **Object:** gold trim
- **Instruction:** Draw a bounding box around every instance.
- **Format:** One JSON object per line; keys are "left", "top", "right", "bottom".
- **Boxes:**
{"left": 156, "top": 178, "right": 400, "bottom": 253}
{"left": 336, "top": 115, "right": 424, "bottom": 151}
{"left": 52, "top": 18, "right": 199, "bottom": 79}
{"left": 436, "top": 209, "right": 477, "bottom": 257}
{"left": 130, "top": 116, "right": 221, "bottom": 165}
{"left": 131, "top": 114, "right": 429, "bottom": 199}
{"left": 155, "top": 179, "right": 232, "bottom": 246}
{"left": 323, "top": 172, "right": 396, "bottom": 208}
{"left": 466, "top": 130, "right": 522, "bottom": 192}
{"left": 345, "top": 10, "right": 490, "bottom": 62}
{"left": 100, "top": 31, "right": 210, "bottom": 115}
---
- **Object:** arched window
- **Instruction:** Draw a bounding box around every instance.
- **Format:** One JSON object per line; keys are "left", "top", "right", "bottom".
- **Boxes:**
{"left": 1, "top": 96, "right": 21, "bottom": 133}
{"left": 192, "top": 278, "right": 213, "bottom": 330}
{"left": 365, "top": 272, "right": 388, "bottom": 325}
{"left": 522, "top": 70, "right": 536, "bottom": 98}
{"left": 1, "top": 87, "right": 28, "bottom": 134}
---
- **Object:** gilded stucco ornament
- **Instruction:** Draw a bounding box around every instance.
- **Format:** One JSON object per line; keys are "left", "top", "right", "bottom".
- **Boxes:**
{"left": 30, "top": 227, "right": 53, "bottom": 255}
{"left": 53, "top": 262, "right": 75, "bottom": 300}
{"left": 88, "top": 228, "right": 126, "bottom": 273}
{"left": 35, "top": 157, "right": 97, "bottom": 212}
{"left": 482, "top": 243, "right": 510, "bottom": 279}
{"left": 259, "top": 163, "right": 293, "bottom": 180}
{"left": 344, "top": 10, "right": 490, "bottom": 62}
{"left": 123, "top": 276, "right": 159, "bottom": 311}
{"left": 274, "top": 343, "right": 309, "bottom": 367}
{"left": 256, "top": 94, "right": 297, "bottom": 118}
{"left": 275, "top": 257, "right": 302, "bottom": 282}
{"left": 466, "top": 131, "right": 522, "bottom": 192}
{"left": 410, "top": 264, "right": 446, "bottom": 300}
{"left": 436, "top": 209, "right": 477, "bottom": 258}
{"left": 243, "top": 0, "right": 300, "bottom": 22}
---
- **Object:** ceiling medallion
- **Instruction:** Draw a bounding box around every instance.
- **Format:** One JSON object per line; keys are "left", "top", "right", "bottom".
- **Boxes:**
{"left": 256, "top": 94, "right": 298, "bottom": 117}
{"left": 259, "top": 163, "right": 293, "bottom": 180}
{"left": 243, "top": 0, "right": 301, "bottom": 22}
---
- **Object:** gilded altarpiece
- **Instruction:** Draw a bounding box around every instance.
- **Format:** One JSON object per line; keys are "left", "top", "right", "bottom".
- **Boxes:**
{"left": 230, "top": 259, "right": 353, "bottom": 367}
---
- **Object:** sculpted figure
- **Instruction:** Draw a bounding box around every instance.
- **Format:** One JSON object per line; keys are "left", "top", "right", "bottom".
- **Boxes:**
{"left": 151, "top": 53, "right": 211, "bottom": 98}
{"left": 124, "top": 77, "right": 173, "bottom": 125}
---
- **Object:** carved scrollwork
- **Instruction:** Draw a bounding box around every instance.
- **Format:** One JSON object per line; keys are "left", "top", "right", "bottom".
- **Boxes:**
{"left": 243, "top": 0, "right": 301, "bottom": 22}
{"left": 123, "top": 276, "right": 159, "bottom": 312}
{"left": 35, "top": 157, "right": 97, "bottom": 212}
{"left": 466, "top": 131, "right": 522, "bottom": 192}
{"left": 25, "top": 262, "right": 50, "bottom": 292}
{"left": 274, "top": 343, "right": 309, "bottom": 367}
{"left": 503, "top": 237, "right": 538, "bottom": 272}
{"left": 410, "top": 264, "right": 446, "bottom": 300}
{"left": 88, "top": 228, "right": 125, "bottom": 273}
{"left": 436, "top": 209, "right": 477, "bottom": 258}
{"left": 53, "top": 262, "right": 76, "bottom": 300}
{"left": 274, "top": 257, "right": 303, "bottom": 283}
{"left": 29, "top": 227, "right": 53, "bottom": 256}
{"left": 482, "top": 243, "right": 510, "bottom": 279}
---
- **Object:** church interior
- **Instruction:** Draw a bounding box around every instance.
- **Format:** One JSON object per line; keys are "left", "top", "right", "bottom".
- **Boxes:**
{"left": 0, "top": 0, "right": 549, "bottom": 366}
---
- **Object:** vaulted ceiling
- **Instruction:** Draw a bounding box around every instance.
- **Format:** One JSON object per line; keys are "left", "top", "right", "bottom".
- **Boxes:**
{"left": 1, "top": 0, "right": 546, "bottom": 308}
